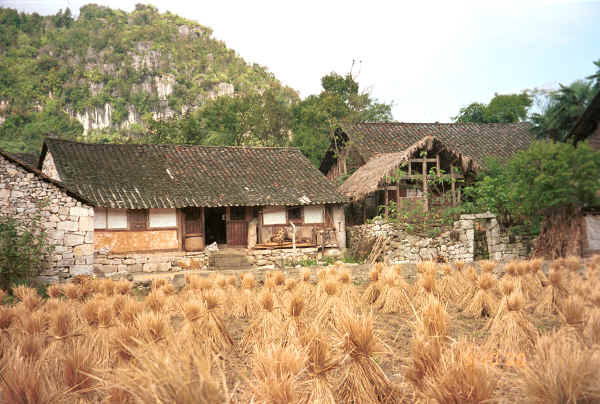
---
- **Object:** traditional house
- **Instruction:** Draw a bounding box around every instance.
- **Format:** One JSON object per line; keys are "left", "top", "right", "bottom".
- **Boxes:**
{"left": 35, "top": 139, "right": 346, "bottom": 274}
{"left": 320, "top": 122, "right": 535, "bottom": 224}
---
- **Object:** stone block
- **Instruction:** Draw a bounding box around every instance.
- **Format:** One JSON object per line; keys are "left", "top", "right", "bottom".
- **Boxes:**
{"left": 123, "top": 259, "right": 136, "bottom": 265}
{"left": 57, "top": 221, "right": 79, "bottom": 232}
{"left": 79, "top": 216, "right": 94, "bottom": 232}
{"left": 73, "top": 244, "right": 94, "bottom": 256}
{"left": 64, "top": 234, "right": 84, "bottom": 247}
{"left": 256, "top": 259, "right": 272, "bottom": 266}
{"left": 85, "top": 231, "right": 94, "bottom": 243}
{"left": 117, "top": 264, "right": 128, "bottom": 272}
{"left": 157, "top": 262, "right": 171, "bottom": 272}
{"left": 48, "top": 229, "right": 65, "bottom": 240}
{"left": 71, "top": 265, "right": 93, "bottom": 276}
{"left": 70, "top": 206, "right": 91, "bottom": 217}
{"left": 128, "top": 264, "right": 143, "bottom": 273}
{"left": 175, "top": 258, "right": 192, "bottom": 268}
{"left": 143, "top": 263, "right": 158, "bottom": 272}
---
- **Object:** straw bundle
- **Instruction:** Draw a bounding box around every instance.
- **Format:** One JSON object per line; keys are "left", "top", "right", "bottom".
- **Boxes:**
{"left": 557, "top": 295, "right": 587, "bottom": 337}
{"left": 233, "top": 273, "right": 259, "bottom": 319}
{"left": 517, "top": 331, "right": 600, "bottom": 404}
{"left": 335, "top": 310, "right": 393, "bottom": 404}
{"left": 422, "top": 340, "right": 498, "bottom": 404}
{"left": 296, "top": 268, "right": 315, "bottom": 306}
{"left": 241, "top": 291, "right": 284, "bottom": 351}
{"left": 337, "top": 270, "right": 359, "bottom": 307}
{"left": 413, "top": 270, "right": 440, "bottom": 308}
{"left": 584, "top": 308, "right": 600, "bottom": 346}
{"left": 249, "top": 343, "right": 307, "bottom": 404}
{"left": 479, "top": 260, "right": 497, "bottom": 274}
{"left": 361, "top": 268, "right": 381, "bottom": 305}
{"left": 535, "top": 269, "right": 569, "bottom": 315}
{"left": 486, "top": 292, "right": 537, "bottom": 356}
{"left": 463, "top": 273, "right": 498, "bottom": 318}
{"left": 313, "top": 281, "right": 347, "bottom": 330}
{"left": 300, "top": 328, "right": 339, "bottom": 404}
{"left": 375, "top": 270, "right": 412, "bottom": 314}
{"left": 438, "top": 264, "right": 460, "bottom": 302}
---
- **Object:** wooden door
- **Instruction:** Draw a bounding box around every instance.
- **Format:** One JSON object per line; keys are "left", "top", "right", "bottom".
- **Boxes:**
{"left": 227, "top": 206, "right": 248, "bottom": 246}
{"left": 184, "top": 208, "right": 203, "bottom": 235}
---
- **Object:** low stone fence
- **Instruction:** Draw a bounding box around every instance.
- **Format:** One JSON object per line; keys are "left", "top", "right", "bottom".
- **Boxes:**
{"left": 348, "top": 213, "right": 533, "bottom": 263}
{"left": 94, "top": 246, "right": 341, "bottom": 277}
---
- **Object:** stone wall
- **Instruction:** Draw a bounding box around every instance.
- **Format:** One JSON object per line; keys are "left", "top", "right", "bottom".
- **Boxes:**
{"left": 348, "top": 213, "right": 533, "bottom": 264}
{"left": 249, "top": 247, "right": 325, "bottom": 270}
{"left": 0, "top": 153, "right": 94, "bottom": 281}
{"left": 94, "top": 251, "right": 208, "bottom": 277}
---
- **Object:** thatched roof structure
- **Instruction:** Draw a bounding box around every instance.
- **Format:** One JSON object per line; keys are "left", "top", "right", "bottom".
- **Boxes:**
{"left": 338, "top": 136, "right": 481, "bottom": 200}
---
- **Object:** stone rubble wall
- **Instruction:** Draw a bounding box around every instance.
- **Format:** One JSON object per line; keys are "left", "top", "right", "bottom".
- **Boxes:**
{"left": 1, "top": 154, "right": 94, "bottom": 282}
{"left": 348, "top": 213, "right": 532, "bottom": 264}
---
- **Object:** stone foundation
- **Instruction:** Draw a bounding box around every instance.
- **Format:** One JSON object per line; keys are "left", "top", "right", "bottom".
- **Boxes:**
{"left": 348, "top": 213, "right": 533, "bottom": 264}
{"left": 95, "top": 246, "right": 337, "bottom": 276}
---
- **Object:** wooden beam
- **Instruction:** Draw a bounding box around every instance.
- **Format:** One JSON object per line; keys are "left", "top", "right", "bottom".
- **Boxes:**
{"left": 396, "top": 182, "right": 401, "bottom": 219}
{"left": 436, "top": 154, "right": 440, "bottom": 176}
{"left": 384, "top": 187, "right": 389, "bottom": 217}
{"left": 409, "top": 158, "right": 438, "bottom": 163}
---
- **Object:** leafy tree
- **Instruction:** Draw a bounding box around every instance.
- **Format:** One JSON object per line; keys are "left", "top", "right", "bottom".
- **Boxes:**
{"left": 292, "top": 71, "right": 393, "bottom": 166}
{"left": 531, "top": 80, "right": 597, "bottom": 141}
{"left": 453, "top": 93, "right": 531, "bottom": 123}
{"left": 462, "top": 140, "right": 600, "bottom": 230}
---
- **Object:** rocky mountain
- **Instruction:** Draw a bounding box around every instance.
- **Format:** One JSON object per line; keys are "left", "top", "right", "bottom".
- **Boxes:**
{"left": 0, "top": 4, "right": 298, "bottom": 152}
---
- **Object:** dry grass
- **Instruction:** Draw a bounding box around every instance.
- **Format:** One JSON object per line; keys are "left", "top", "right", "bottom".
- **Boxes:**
{"left": 1, "top": 259, "right": 597, "bottom": 403}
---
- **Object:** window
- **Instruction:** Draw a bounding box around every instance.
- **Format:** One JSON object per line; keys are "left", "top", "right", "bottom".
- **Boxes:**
{"left": 287, "top": 206, "right": 302, "bottom": 221}
{"left": 304, "top": 206, "right": 324, "bottom": 224}
{"left": 263, "top": 208, "right": 286, "bottom": 225}
{"left": 94, "top": 208, "right": 107, "bottom": 229}
{"left": 94, "top": 208, "right": 127, "bottom": 229}
{"left": 128, "top": 209, "right": 147, "bottom": 230}
{"left": 149, "top": 208, "right": 177, "bottom": 228}
{"left": 230, "top": 206, "right": 246, "bottom": 221}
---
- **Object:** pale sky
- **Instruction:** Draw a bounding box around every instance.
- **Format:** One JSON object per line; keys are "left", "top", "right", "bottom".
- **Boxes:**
{"left": 3, "top": 0, "right": 600, "bottom": 122}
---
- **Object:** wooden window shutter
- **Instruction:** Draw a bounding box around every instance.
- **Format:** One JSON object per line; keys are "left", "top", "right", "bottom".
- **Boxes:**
{"left": 128, "top": 209, "right": 148, "bottom": 230}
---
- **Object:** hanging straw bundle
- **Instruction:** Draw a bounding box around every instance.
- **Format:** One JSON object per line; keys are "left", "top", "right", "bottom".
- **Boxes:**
{"left": 334, "top": 310, "right": 393, "bottom": 404}
{"left": 463, "top": 272, "right": 499, "bottom": 318}
{"left": 486, "top": 291, "right": 537, "bottom": 357}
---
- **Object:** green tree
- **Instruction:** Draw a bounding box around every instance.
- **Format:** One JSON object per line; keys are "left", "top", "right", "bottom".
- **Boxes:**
{"left": 531, "top": 80, "right": 597, "bottom": 141}
{"left": 462, "top": 140, "right": 600, "bottom": 229}
{"left": 292, "top": 71, "right": 393, "bottom": 166}
{"left": 453, "top": 93, "right": 531, "bottom": 123}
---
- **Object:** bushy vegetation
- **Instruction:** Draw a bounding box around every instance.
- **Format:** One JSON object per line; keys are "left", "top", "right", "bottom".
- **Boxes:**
{"left": 461, "top": 140, "right": 600, "bottom": 232}
{"left": 1, "top": 257, "right": 600, "bottom": 402}
{"left": 0, "top": 214, "right": 51, "bottom": 290}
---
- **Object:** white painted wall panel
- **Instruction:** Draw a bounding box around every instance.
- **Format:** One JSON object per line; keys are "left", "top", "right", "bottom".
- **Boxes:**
{"left": 107, "top": 209, "right": 128, "bottom": 229}
{"left": 304, "top": 205, "right": 324, "bottom": 223}
{"left": 149, "top": 208, "right": 177, "bottom": 228}
{"left": 94, "top": 208, "right": 107, "bottom": 229}
{"left": 263, "top": 208, "right": 286, "bottom": 225}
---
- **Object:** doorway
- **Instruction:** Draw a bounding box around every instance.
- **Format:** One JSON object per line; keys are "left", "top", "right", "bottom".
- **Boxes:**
{"left": 205, "top": 207, "right": 227, "bottom": 245}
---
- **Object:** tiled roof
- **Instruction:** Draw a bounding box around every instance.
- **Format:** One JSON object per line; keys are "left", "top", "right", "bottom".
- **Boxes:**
{"left": 41, "top": 139, "right": 346, "bottom": 209}
{"left": 9, "top": 152, "right": 39, "bottom": 168}
{"left": 342, "top": 122, "right": 535, "bottom": 168}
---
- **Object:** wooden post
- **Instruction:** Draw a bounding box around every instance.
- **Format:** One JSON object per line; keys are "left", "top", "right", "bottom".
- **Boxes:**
{"left": 422, "top": 158, "right": 428, "bottom": 213}
{"left": 384, "top": 185, "right": 389, "bottom": 217}
{"left": 436, "top": 154, "right": 440, "bottom": 176}
{"left": 450, "top": 165, "right": 456, "bottom": 207}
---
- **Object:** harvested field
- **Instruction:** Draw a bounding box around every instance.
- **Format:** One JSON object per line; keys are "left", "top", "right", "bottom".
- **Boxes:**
{"left": 1, "top": 256, "right": 600, "bottom": 403}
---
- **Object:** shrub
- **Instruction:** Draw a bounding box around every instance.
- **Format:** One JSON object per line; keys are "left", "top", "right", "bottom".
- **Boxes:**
{"left": 0, "top": 214, "right": 52, "bottom": 290}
